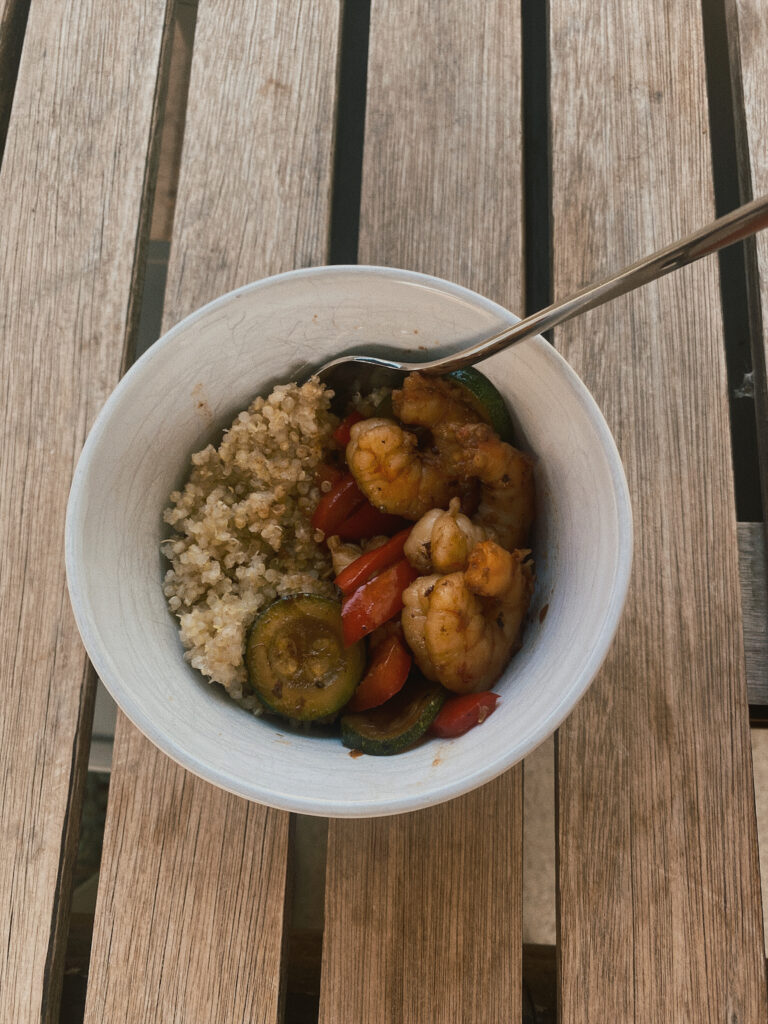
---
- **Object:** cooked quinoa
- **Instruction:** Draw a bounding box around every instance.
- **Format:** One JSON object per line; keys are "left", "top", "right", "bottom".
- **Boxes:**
{"left": 162, "top": 378, "right": 338, "bottom": 702}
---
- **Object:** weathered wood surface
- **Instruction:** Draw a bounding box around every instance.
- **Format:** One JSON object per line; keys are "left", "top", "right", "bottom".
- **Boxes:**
{"left": 550, "top": 1, "right": 767, "bottom": 1020}
{"left": 320, "top": 3, "right": 525, "bottom": 1021}
{"left": 83, "top": 2, "right": 341, "bottom": 1021}
{"left": 740, "top": 523, "right": 768, "bottom": 705}
{"left": 321, "top": 781, "right": 523, "bottom": 1023}
{"left": 163, "top": 0, "right": 340, "bottom": 319}
{"left": 356, "top": 0, "right": 523, "bottom": 302}
{"left": 83, "top": 728, "right": 293, "bottom": 1024}
{"left": 0, "top": 1, "right": 174, "bottom": 1022}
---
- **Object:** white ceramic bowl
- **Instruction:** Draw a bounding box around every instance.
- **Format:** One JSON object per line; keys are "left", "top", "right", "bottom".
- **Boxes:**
{"left": 66, "top": 266, "right": 632, "bottom": 817}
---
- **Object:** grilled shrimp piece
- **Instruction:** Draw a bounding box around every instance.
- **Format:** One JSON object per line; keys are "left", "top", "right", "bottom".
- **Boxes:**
{"left": 346, "top": 417, "right": 458, "bottom": 520}
{"left": 392, "top": 372, "right": 482, "bottom": 430}
{"left": 448, "top": 422, "right": 535, "bottom": 551}
{"left": 401, "top": 540, "right": 534, "bottom": 693}
{"left": 400, "top": 573, "right": 439, "bottom": 674}
{"left": 327, "top": 536, "right": 363, "bottom": 575}
{"left": 326, "top": 535, "right": 389, "bottom": 575}
{"left": 404, "top": 497, "right": 489, "bottom": 574}
{"left": 347, "top": 374, "right": 534, "bottom": 534}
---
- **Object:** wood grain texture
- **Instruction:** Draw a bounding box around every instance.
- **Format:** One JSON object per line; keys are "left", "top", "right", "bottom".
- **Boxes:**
{"left": 84, "top": 720, "right": 292, "bottom": 1024}
{"left": 358, "top": 0, "right": 523, "bottom": 306}
{"left": 550, "top": 1, "right": 767, "bottom": 1020}
{"left": 320, "top": 3, "right": 524, "bottom": 1021}
{"left": 320, "top": 780, "right": 523, "bottom": 1023}
{"left": 163, "top": 0, "right": 341, "bottom": 324}
{"left": 84, "top": 2, "right": 341, "bottom": 1021}
{"left": 740, "top": 523, "right": 768, "bottom": 704}
{"left": 0, "top": 1, "right": 174, "bottom": 1021}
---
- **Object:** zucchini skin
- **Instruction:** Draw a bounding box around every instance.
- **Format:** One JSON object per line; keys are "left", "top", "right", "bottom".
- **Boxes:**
{"left": 340, "top": 678, "right": 446, "bottom": 755}
{"left": 246, "top": 595, "right": 364, "bottom": 722}
{"left": 446, "top": 367, "right": 516, "bottom": 443}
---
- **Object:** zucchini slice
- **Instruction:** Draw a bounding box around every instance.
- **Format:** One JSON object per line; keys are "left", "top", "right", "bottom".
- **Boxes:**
{"left": 341, "top": 675, "right": 446, "bottom": 755}
{"left": 446, "top": 367, "right": 516, "bottom": 443}
{"left": 245, "top": 595, "right": 364, "bottom": 722}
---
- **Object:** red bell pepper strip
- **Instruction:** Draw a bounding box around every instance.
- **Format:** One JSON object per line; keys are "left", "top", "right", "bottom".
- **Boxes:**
{"left": 430, "top": 692, "right": 500, "bottom": 738}
{"left": 345, "top": 634, "right": 412, "bottom": 712}
{"left": 334, "top": 527, "right": 413, "bottom": 596}
{"left": 333, "top": 410, "right": 364, "bottom": 447}
{"left": 341, "top": 558, "right": 418, "bottom": 646}
{"left": 310, "top": 473, "right": 366, "bottom": 534}
{"left": 334, "top": 502, "right": 410, "bottom": 541}
{"left": 314, "top": 462, "right": 344, "bottom": 491}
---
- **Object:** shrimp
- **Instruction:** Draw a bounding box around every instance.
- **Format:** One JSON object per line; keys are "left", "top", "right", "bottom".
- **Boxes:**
{"left": 446, "top": 421, "right": 535, "bottom": 551}
{"left": 401, "top": 540, "right": 534, "bottom": 693}
{"left": 326, "top": 534, "right": 389, "bottom": 575}
{"left": 326, "top": 536, "right": 363, "bottom": 575}
{"left": 404, "top": 497, "right": 489, "bottom": 574}
{"left": 346, "top": 417, "right": 459, "bottom": 520}
{"left": 346, "top": 374, "right": 535, "bottom": 537}
{"left": 346, "top": 374, "right": 485, "bottom": 520}
{"left": 392, "top": 371, "right": 481, "bottom": 430}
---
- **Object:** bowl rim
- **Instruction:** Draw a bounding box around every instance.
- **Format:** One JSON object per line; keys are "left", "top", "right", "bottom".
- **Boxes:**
{"left": 66, "top": 264, "right": 633, "bottom": 816}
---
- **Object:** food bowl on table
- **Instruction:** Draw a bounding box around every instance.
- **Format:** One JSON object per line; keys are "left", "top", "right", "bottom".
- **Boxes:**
{"left": 65, "top": 266, "right": 632, "bottom": 817}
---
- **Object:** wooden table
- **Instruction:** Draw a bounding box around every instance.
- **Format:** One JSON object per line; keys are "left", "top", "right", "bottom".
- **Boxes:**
{"left": 3, "top": 1, "right": 768, "bottom": 1020}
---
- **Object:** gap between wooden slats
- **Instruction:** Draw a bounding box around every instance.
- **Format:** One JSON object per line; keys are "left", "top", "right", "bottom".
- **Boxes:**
{"left": 701, "top": 0, "right": 763, "bottom": 528}
{"left": 319, "top": 3, "right": 525, "bottom": 1021}
{"left": 725, "top": 0, "right": 768, "bottom": 577}
{"left": 82, "top": 3, "right": 341, "bottom": 1022}
{"left": 740, "top": 523, "right": 768, "bottom": 705}
{"left": 549, "top": 0, "right": 767, "bottom": 1019}
{"left": 148, "top": 0, "right": 196, "bottom": 247}
{"left": 0, "top": 1, "right": 175, "bottom": 1022}
{"left": 0, "top": 0, "right": 30, "bottom": 164}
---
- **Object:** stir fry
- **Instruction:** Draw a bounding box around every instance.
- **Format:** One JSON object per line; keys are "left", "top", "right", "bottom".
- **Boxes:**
{"left": 244, "top": 367, "right": 537, "bottom": 755}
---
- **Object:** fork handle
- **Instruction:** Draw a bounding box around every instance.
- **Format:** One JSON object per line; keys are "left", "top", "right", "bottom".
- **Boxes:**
{"left": 414, "top": 192, "right": 768, "bottom": 375}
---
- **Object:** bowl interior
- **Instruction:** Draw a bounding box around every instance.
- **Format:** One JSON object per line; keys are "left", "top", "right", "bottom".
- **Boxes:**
{"left": 66, "top": 266, "right": 631, "bottom": 816}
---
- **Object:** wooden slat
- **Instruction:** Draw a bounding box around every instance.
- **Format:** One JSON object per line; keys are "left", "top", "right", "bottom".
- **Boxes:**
{"left": 356, "top": 2, "right": 523, "bottom": 302}
{"left": 321, "top": 781, "right": 523, "bottom": 1022}
{"left": 320, "top": 3, "right": 525, "bottom": 1021}
{"left": 163, "top": 0, "right": 340, "bottom": 319}
{"left": 83, "top": 2, "right": 341, "bottom": 1021}
{"left": 740, "top": 522, "right": 768, "bottom": 704}
{"left": 0, "top": 1, "right": 174, "bottom": 1021}
{"left": 550, "top": 1, "right": 767, "bottom": 1020}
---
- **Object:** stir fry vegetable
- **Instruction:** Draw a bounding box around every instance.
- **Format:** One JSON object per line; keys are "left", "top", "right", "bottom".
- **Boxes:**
{"left": 243, "top": 368, "right": 532, "bottom": 755}
{"left": 345, "top": 633, "right": 412, "bottom": 712}
{"left": 334, "top": 527, "right": 413, "bottom": 596}
{"left": 430, "top": 692, "right": 500, "bottom": 737}
{"left": 334, "top": 503, "right": 409, "bottom": 541}
{"left": 245, "top": 595, "right": 364, "bottom": 721}
{"left": 333, "top": 410, "right": 364, "bottom": 447}
{"left": 341, "top": 558, "right": 418, "bottom": 646}
{"left": 310, "top": 473, "right": 365, "bottom": 535}
{"left": 341, "top": 675, "right": 446, "bottom": 756}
